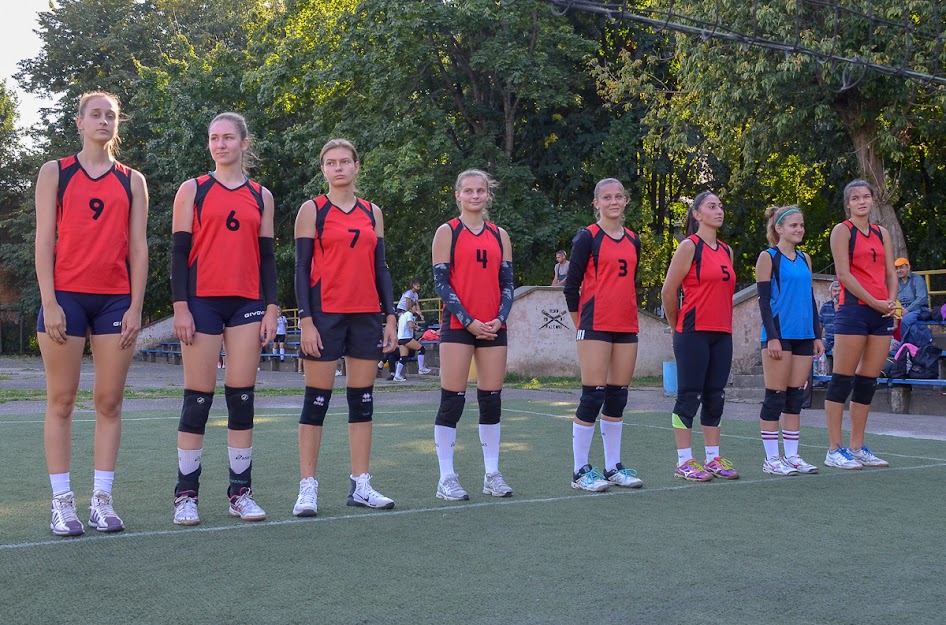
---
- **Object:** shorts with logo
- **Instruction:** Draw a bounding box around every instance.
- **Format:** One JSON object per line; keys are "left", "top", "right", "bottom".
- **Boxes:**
{"left": 37, "top": 291, "right": 130, "bottom": 338}
{"left": 440, "top": 327, "right": 508, "bottom": 347}
{"left": 759, "top": 338, "right": 814, "bottom": 355}
{"left": 834, "top": 304, "right": 895, "bottom": 337}
{"left": 274, "top": 333, "right": 287, "bottom": 343}
{"left": 301, "top": 311, "right": 382, "bottom": 362}
{"left": 576, "top": 329, "right": 638, "bottom": 344}
{"left": 188, "top": 296, "right": 266, "bottom": 335}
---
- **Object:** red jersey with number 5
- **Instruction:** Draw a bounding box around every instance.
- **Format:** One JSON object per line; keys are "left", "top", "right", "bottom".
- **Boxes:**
{"left": 309, "top": 196, "right": 380, "bottom": 314}
{"left": 53, "top": 155, "right": 133, "bottom": 294}
{"left": 443, "top": 218, "right": 502, "bottom": 330}
{"left": 839, "top": 220, "right": 887, "bottom": 306}
{"left": 676, "top": 235, "right": 735, "bottom": 333}
{"left": 576, "top": 224, "right": 640, "bottom": 332}
{"left": 188, "top": 175, "right": 263, "bottom": 299}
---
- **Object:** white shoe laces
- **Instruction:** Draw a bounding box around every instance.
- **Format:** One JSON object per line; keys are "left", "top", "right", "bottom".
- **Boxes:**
{"left": 55, "top": 494, "right": 80, "bottom": 523}
{"left": 92, "top": 492, "right": 117, "bottom": 518}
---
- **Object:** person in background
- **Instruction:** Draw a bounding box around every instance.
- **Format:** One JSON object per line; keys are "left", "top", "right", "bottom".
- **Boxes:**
{"left": 274, "top": 307, "right": 288, "bottom": 361}
{"left": 895, "top": 257, "right": 930, "bottom": 346}
{"left": 396, "top": 279, "right": 424, "bottom": 320}
{"left": 819, "top": 281, "right": 841, "bottom": 354}
{"left": 551, "top": 250, "right": 569, "bottom": 286}
{"left": 392, "top": 309, "right": 431, "bottom": 381}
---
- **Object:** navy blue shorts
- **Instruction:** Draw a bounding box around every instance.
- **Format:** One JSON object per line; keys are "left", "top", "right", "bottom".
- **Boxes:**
{"left": 834, "top": 304, "right": 894, "bottom": 337}
{"left": 759, "top": 338, "right": 814, "bottom": 356}
{"left": 440, "top": 327, "right": 508, "bottom": 347}
{"left": 302, "top": 312, "right": 382, "bottom": 361}
{"left": 188, "top": 296, "right": 265, "bottom": 335}
{"left": 576, "top": 329, "right": 639, "bottom": 344}
{"left": 37, "top": 291, "right": 130, "bottom": 338}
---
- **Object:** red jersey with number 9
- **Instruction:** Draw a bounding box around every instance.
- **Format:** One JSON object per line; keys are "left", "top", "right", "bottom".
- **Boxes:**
{"left": 676, "top": 235, "right": 735, "bottom": 333}
{"left": 188, "top": 175, "right": 263, "bottom": 299}
{"left": 442, "top": 218, "right": 503, "bottom": 331}
{"left": 53, "top": 155, "right": 133, "bottom": 294}
{"left": 309, "top": 196, "right": 381, "bottom": 313}
{"left": 576, "top": 224, "right": 640, "bottom": 332}
{"left": 839, "top": 220, "right": 887, "bottom": 306}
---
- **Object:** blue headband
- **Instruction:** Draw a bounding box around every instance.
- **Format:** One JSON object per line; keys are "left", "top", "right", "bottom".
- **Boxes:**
{"left": 775, "top": 208, "right": 801, "bottom": 225}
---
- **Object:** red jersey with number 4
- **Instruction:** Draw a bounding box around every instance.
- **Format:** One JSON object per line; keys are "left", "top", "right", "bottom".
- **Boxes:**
{"left": 53, "top": 155, "right": 133, "bottom": 294}
{"left": 577, "top": 224, "right": 640, "bottom": 332}
{"left": 676, "top": 235, "right": 735, "bottom": 333}
{"left": 309, "top": 196, "right": 381, "bottom": 314}
{"left": 839, "top": 220, "right": 888, "bottom": 306}
{"left": 188, "top": 175, "right": 263, "bottom": 299}
{"left": 443, "top": 218, "right": 503, "bottom": 330}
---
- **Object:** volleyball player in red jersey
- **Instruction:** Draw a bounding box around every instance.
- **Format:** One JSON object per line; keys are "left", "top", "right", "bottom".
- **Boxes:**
{"left": 660, "top": 191, "right": 739, "bottom": 482}
{"left": 563, "top": 178, "right": 644, "bottom": 492}
{"left": 35, "top": 92, "right": 149, "bottom": 536}
{"left": 170, "top": 112, "right": 278, "bottom": 526}
{"left": 292, "top": 139, "right": 397, "bottom": 516}
{"left": 430, "top": 169, "right": 514, "bottom": 501}
{"left": 822, "top": 180, "right": 897, "bottom": 470}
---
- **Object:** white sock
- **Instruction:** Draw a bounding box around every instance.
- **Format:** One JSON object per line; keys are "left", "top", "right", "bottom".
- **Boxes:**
{"left": 93, "top": 470, "right": 115, "bottom": 494}
{"left": 705, "top": 445, "right": 720, "bottom": 463}
{"left": 279, "top": 347, "right": 285, "bottom": 355}
{"left": 600, "top": 419, "right": 623, "bottom": 472}
{"left": 228, "top": 447, "right": 252, "bottom": 474}
{"left": 435, "top": 425, "right": 457, "bottom": 479}
{"left": 395, "top": 362, "right": 404, "bottom": 377}
{"left": 418, "top": 353, "right": 426, "bottom": 369}
{"left": 572, "top": 421, "right": 595, "bottom": 473}
{"left": 178, "top": 448, "right": 202, "bottom": 475}
{"left": 676, "top": 448, "right": 693, "bottom": 466}
{"left": 50, "top": 472, "right": 71, "bottom": 497}
{"left": 479, "top": 423, "right": 501, "bottom": 474}
{"left": 762, "top": 431, "right": 780, "bottom": 459}
{"left": 782, "top": 429, "right": 800, "bottom": 457}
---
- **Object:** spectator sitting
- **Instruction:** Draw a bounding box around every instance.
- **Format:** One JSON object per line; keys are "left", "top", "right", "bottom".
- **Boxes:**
{"left": 895, "top": 257, "right": 932, "bottom": 346}
{"left": 551, "top": 250, "right": 569, "bottom": 286}
{"left": 819, "top": 280, "right": 841, "bottom": 354}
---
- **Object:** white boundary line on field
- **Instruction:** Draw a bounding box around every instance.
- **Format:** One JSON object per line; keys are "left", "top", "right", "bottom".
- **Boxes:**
{"left": 0, "top": 409, "right": 433, "bottom": 426}
{"left": 3, "top": 460, "right": 944, "bottom": 552}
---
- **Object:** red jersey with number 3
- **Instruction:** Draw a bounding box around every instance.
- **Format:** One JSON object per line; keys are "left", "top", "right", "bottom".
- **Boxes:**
{"left": 310, "top": 196, "right": 381, "bottom": 314}
{"left": 188, "top": 175, "right": 263, "bottom": 299}
{"left": 53, "top": 155, "right": 133, "bottom": 294}
{"left": 443, "top": 218, "right": 503, "bottom": 330}
{"left": 676, "top": 235, "right": 735, "bottom": 333}
{"left": 577, "top": 224, "right": 640, "bottom": 332}
{"left": 839, "top": 220, "right": 887, "bottom": 306}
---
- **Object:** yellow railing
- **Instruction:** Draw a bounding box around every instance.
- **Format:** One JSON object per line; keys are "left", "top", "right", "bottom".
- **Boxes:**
{"left": 915, "top": 269, "right": 946, "bottom": 308}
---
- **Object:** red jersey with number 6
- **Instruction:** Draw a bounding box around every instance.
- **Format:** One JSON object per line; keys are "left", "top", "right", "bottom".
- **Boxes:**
{"left": 309, "top": 196, "right": 381, "bottom": 314}
{"left": 676, "top": 235, "right": 735, "bottom": 333}
{"left": 188, "top": 175, "right": 263, "bottom": 299}
{"left": 576, "top": 224, "right": 640, "bottom": 332}
{"left": 53, "top": 155, "right": 133, "bottom": 294}
{"left": 839, "top": 220, "right": 887, "bottom": 306}
{"left": 442, "top": 218, "right": 503, "bottom": 330}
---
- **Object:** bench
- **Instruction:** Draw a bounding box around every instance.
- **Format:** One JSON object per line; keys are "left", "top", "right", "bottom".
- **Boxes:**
{"left": 138, "top": 349, "right": 183, "bottom": 365}
{"left": 259, "top": 353, "right": 299, "bottom": 371}
{"left": 887, "top": 378, "right": 946, "bottom": 413}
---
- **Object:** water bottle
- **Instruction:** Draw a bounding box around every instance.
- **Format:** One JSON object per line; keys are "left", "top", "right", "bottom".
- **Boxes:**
{"left": 816, "top": 353, "right": 827, "bottom": 376}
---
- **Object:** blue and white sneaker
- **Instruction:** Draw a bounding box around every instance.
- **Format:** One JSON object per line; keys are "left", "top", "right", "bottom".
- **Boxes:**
{"left": 88, "top": 490, "right": 125, "bottom": 532}
{"left": 825, "top": 446, "right": 863, "bottom": 470}
{"left": 849, "top": 446, "right": 889, "bottom": 467}
{"left": 572, "top": 464, "right": 610, "bottom": 492}
{"left": 605, "top": 463, "right": 644, "bottom": 488}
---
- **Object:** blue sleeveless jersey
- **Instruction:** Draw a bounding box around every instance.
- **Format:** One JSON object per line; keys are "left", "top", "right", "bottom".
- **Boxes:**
{"left": 760, "top": 247, "right": 815, "bottom": 342}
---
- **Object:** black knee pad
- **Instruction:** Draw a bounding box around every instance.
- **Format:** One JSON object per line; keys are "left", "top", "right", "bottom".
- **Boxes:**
{"left": 576, "top": 385, "right": 605, "bottom": 424}
{"left": 672, "top": 390, "right": 700, "bottom": 429}
{"left": 419, "top": 345, "right": 426, "bottom": 355}
{"left": 225, "top": 385, "right": 254, "bottom": 431}
{"left": 347, "top": 386, "right": 374, "bottom": 423}
{"left": 299, "top": 387, "right": 332, "bottom": 427}
{"left": 700, "top": 389, "right": 726, "bottom": 427}
{"left": 784, "top": 386, "right": 805, "bottom": 415}
{"left": 178, "top": 389, "right": 213, "bottom": 435}
{"left": 435, "top": 389, "right": 466, "bottom": 428}
{"left": 826, "top": 373, "right": 854, "bottom": 403}
{"left": 851, "top": 375, "right": 878, "bottom": 405}
{"left": 602, "top": 385, "right": 629, "bottom": 419}
{"left": 760, "top": 389, "right": 786, "bottom": 422}
{"left": 477, "top": 389, "right": 502, "bottom": 425}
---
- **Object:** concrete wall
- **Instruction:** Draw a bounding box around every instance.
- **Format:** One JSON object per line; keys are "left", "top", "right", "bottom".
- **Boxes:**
{"left": 136, "top": 315, "right": 175, "bottom": 351}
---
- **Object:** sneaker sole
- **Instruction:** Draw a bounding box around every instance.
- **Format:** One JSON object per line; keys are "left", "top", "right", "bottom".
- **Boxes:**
{"left": 436, "top": 491, "right": 470, "bottom": 501}
{"left": 674, "top": 472, "right": 712, "bottom": 482}
{"left": 570, "top": 481, "right": 610, "bottom": 492}
{"left": 346, "top": 497, "right": 395, "bottom": 510}
{"left": 762, "top": 468, "right": 798, "bottom": 476}
{"left": 50, "top": 524, "right": 85, "bottom": 537}
{"left": 483, "top": 488, "right": 513, "bottom": 497}
{"left": 88, "top": 519, "right": 125, "bottom": 532}
{"left": 292, "top": 506, "right": 318, "bottom": 517}
{"left": 229, "top": 508, "right": 267, "bottom": 521}
{"left": 173, "top": 517, "right": 200, "bottom": 526}
{"left": 607, "top": 478, "right": 644, "bottom": 488}
{"left": 824, "top": 461, "right": 863, "bottom": 470}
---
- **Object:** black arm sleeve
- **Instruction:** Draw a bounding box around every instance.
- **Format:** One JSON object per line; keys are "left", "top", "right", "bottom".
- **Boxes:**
{"left": 563, "top": 229, "right": 591, "bottom": 312}
{"left": 497, "top": 261, "right": 514, "bottom": 323}
{"left": 433, "top": 262, "right": 473, "bottom": 327}
{"left": 374, "top": 238, "right": 395, "bottom": 316}
{"left": 757, "top": 281, "right": 779, "bottom": 342}
{"left": 171, "top": 231, "right": 192, "bottom": 302}
{"left": 294, "top": 237, "right": 315, "bottom": 319}
{"left": 811, "top": 294, "right": 822, "bottom": 339}
{"left": 259, "top": 237, "right": 277, "bottom": 306}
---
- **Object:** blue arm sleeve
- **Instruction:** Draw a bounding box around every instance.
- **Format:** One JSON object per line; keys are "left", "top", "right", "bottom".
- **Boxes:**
{"left": 294, "top": 237, "right": 315, "bottom": 319}
{"left": 433, "top": 262, "right": 473, "bottom": 327}
{"left": 498, "top": 261, "right": 514, "bottom": 323}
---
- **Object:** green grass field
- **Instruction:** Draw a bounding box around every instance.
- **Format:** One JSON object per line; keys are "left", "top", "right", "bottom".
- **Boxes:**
{"left": 1, "top": 393, "right": 944, "bottom": 624}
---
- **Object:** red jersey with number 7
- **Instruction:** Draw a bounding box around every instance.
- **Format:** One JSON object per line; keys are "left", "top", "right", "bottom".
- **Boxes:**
{"left": 309, "top": 196, "right": 381, "bottom": 313}
{"left": 53, "top": 155, "right": 133, "bottom": 294}
{"left": 576, "top": 224, "right": 640, "bottom": 332}
{"left": 839, "top": 220, "right": 887, "bottom": 306}
{"left": 442, "top": 218, "right": 503, "bottom": 330}
{"left": 188, "top": 175, "right": 263, "bottom": 299}
{"left": 676, "top": 235, "right": 735, "bottom": 333}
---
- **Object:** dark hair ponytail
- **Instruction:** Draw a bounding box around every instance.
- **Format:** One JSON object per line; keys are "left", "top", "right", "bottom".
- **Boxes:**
{"left": 686, "top": 191, "right": 715, "bottom": 236}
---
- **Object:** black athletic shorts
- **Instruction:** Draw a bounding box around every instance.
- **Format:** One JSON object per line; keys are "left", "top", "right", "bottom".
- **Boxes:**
{"left": 37, "top": 291, "right": 130, "bottom": 338}
{"left": 187, "top": 296, "right": 265, "bottom": 336}
{"left": 834, "top": 304, "right": 895, "bottom": 337}
{"left": 759, "top": 338, "right": 814, "bottom": 356}
{"left": 440, "top": 327, "right": 508, "bottom": 347}
{"left": 576, "top": 329, "right": 639, "bottom": 343}
{"left": 301, "top": 311, "right": 382, "bottom": 362}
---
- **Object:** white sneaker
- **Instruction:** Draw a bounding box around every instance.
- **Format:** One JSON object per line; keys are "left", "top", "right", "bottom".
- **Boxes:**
{"left": 347, "top": 474, "right": 395, "bottom": 509}
{"left": 293, "top": 478, "right": 319, "bottom": 517}
{"left": 436, "top": 474, "right": 470, "bottom": 501}
{"left": 762, "top": 456, "right": 798, "bottom": 476}
{"left": 418, "top": 367, "right": 432, "bottom": 375}
{"left": 173, "top": 492, "right": 200, "bottom": 526}
{"left": 825, "top": 447, "right": 863, "bottom": 470}
{"left": 783, "top": 454, "right": 819, "bottom": 474}
{"left": 605, "top": 463, "right": 644, "bottom": 488}
{"left": 483, "top": 471, "right": 513, "bottom": 497}
{"left": 392, "top": 374, "right": 407, "bottom": 382}
{"left": 228, "top": 488, "right": 267, "bottom": 521}
{"left": 88, "top": 490, "right": 125, "bottom": 532}
{"left": 849, "top": 446, "right": 889, "bottom": 467}
{"left": 50, "top": 491, "right": 85, "bottom": 537}
{"left": 571, "top": 464, "right": 610, "bottom": 492}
